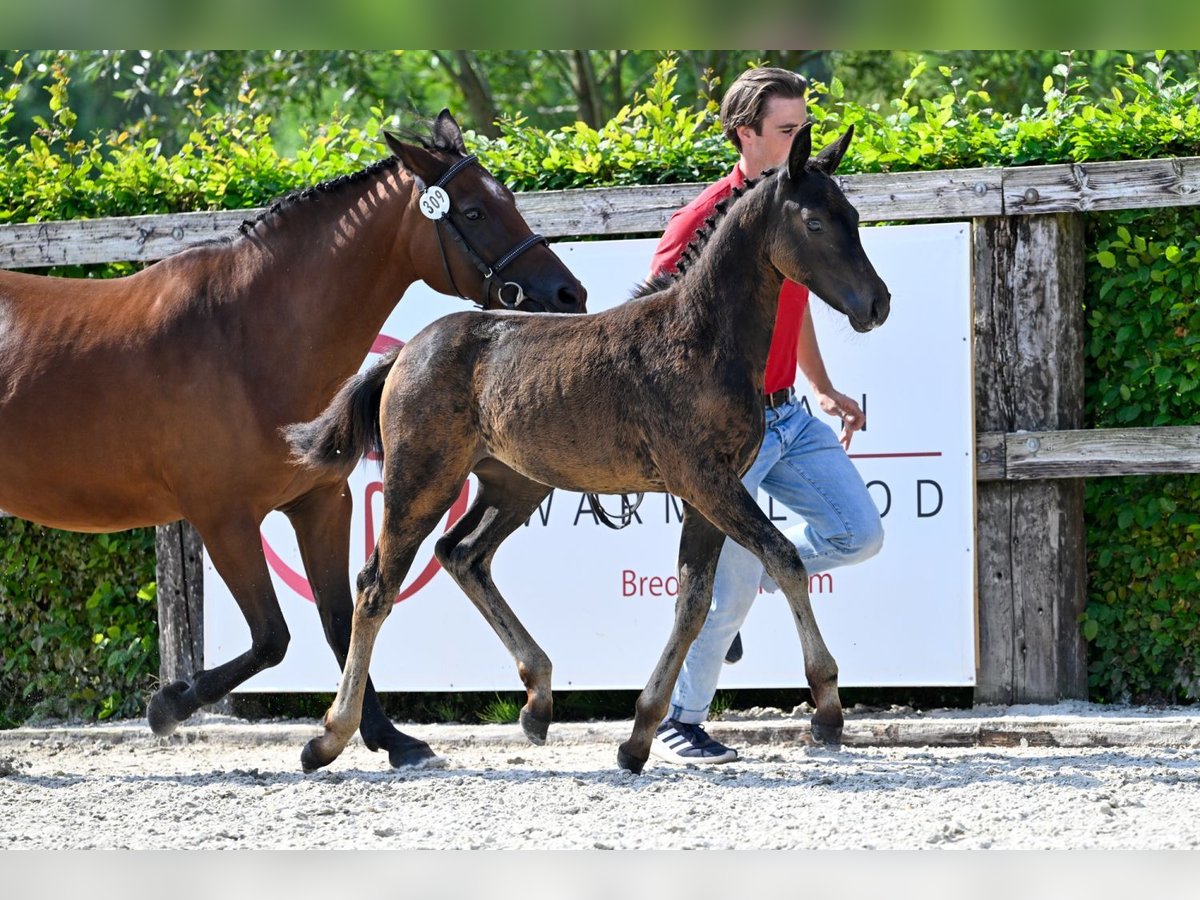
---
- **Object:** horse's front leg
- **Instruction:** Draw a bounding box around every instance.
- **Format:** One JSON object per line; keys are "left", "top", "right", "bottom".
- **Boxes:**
{"left": 286, "top": 483, "right": 440, "bottom": 769}
{"left": 688, "top": 475, "right": 843, "bottom": 745}
{"left": 148, "top": 515, "right": 290, "bottom": 736}
{"left": 435, "top": 464, "right": 555, "bottom": 743}
{"left": 617, "top": 503, "right": 725, "bottom": 774}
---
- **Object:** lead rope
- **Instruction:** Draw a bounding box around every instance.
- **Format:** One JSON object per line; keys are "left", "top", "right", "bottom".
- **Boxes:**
{"left": 586, "top": 492, "right": 646, "bottom": 530}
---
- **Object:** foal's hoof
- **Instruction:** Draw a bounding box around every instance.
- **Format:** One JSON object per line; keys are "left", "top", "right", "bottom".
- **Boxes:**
{"left": 519, "top": 708, "right": 551, "bottom": 745}
{"left": 300, "top": 739, "right": 332, "bottom": 774}
{"left": 810, "top": 718, "right": 844, "bottom": 746}
{"left": 387, "top": 740, "right": 446, "bottom": 770}
{"left": 616, "top": 742, "right": 647, "bottom": 775}
{"left": 147, "top": 681, "right": 190, "bottom": 737}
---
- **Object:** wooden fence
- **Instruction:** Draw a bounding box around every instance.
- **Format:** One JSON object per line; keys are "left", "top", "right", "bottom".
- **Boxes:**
{"left": 4, "top": 155, "right": 1200, "bottom": 705}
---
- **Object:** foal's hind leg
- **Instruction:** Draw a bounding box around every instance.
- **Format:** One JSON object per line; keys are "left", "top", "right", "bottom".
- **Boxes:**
{"left": 687, "top": 474, "right": 843, "bottom": 744}
{"left": 148, "top": 515, "right": 290, "bottom": 736}
{"left": 617, "top": 503, "right": 725, "bottom": 773}
{"left": 434, "top": 461, "right": 555, "bottom": 744}
{"left": 300, "top": 468, "right": 469, "bottom": 773}
{"left": 285, "top": 482, "right": 440, "bottom": 769}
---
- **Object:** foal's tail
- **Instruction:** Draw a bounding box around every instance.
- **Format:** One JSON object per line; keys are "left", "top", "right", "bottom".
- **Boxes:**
{"left": 284, "top": 348, "right": 399, "bottom": 475}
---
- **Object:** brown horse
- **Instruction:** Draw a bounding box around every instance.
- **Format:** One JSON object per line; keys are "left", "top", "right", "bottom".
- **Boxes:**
{"left": 288, "top": 122, "right": 889, "bottom": 774}
{"left": 0, "top": 110, "right": 585, "bottom": 767}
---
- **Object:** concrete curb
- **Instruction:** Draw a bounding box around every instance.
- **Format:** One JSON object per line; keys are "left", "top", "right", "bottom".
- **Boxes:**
{"left": 4, "top": 708, "right": 1200, "bottom": 752}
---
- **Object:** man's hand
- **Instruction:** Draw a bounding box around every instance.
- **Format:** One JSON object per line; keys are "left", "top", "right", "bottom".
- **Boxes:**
{"left": 815, "top": 389, "right": 865, "bottom": 450}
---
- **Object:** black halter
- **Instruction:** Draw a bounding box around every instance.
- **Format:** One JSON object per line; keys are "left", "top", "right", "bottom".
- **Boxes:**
{"left": 423, "top": 154, "right": 548, "bottom": 310}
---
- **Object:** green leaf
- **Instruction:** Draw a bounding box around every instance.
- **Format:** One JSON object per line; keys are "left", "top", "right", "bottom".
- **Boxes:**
{"left": 1097, "top": 250, "right": 1118, "bottom": 269}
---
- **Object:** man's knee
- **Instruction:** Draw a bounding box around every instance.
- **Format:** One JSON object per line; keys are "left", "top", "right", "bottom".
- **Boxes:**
{"left": 831, "top": 515, "right": 884, "bottom": 565}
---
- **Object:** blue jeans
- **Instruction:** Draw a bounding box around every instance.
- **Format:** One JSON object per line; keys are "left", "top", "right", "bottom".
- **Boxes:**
{"left": 668, "top": 397, "right": 884, "bottom": 724}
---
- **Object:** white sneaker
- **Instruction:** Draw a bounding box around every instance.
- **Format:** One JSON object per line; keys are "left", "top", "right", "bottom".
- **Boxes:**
{"left": 650, "top": 719, "right": 738, "bottom": 764}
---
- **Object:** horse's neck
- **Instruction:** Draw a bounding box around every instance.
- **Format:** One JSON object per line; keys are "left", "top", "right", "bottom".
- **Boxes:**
{"left": 234, "top": 168, "right": 420, "bottom": 379}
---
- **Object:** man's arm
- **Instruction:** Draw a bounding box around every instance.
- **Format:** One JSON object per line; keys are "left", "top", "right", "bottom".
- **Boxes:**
{"left": 796, "top": 307, "right": 865, "bottom": 451}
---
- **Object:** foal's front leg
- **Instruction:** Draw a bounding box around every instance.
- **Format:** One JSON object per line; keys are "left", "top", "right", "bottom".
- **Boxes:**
{"left": 689, "top": 475, "right": 844, "bottom": 745}
{"left": 617, "top": 503, "right": 725, "bottom": 774}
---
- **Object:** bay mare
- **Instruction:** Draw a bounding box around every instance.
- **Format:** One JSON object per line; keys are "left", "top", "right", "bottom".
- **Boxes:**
{"left": 0, "top": 111, "right": 585, "bottom": 767}
{"left": 287, "top": 123, "right": 890, "bottom": 774}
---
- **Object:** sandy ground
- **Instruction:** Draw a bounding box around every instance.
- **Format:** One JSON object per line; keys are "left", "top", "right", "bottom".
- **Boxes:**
{"left": 3, "top": 703, "right": 1200, "bottom": 850}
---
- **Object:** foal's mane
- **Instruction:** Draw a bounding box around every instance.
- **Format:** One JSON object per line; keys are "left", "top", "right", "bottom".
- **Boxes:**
{"left": 631, "top": 168, "right": 773, "bottom": 300}
{"left": 235, "top": 119, "right": 463, "bottom": 238}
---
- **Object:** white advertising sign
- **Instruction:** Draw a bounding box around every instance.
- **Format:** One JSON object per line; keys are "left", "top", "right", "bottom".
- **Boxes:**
{"left": 206, "top": 222, "right": 976, "bottom": 691}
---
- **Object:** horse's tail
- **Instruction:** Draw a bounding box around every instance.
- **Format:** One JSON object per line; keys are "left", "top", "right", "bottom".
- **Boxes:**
{"left": 284, "top": 348, "right": 399, "bottom": 475}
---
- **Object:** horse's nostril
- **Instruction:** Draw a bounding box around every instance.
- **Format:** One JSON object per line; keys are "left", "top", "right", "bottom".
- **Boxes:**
{"left": 558, "top": 284, "right": 585, "bottom": 308}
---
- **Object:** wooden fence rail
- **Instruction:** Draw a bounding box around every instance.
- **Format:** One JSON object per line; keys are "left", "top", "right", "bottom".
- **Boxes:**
{"left": 4, "top": 154, "right": 1199, "bottom": 707}
{"left": 3, "top": 156, "right": 1199, "bottom": 270}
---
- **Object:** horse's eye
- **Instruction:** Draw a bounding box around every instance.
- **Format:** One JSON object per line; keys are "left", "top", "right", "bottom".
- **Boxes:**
{"left": 464, "top": 209, "right": 485, "bottom": 222}
{"left": 806, "top": 219, "right": 823, "bottom": 232}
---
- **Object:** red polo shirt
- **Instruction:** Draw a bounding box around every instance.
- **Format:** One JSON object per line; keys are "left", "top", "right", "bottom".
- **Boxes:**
{"left": 649, "top": 165, "right": 808, "bottom": 395}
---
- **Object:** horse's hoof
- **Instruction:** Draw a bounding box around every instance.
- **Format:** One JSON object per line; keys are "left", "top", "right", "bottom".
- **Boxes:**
{"left": 388, "top": 740, "right": 446, "bottom": 770}
{"left": 616, "top": 743, "right": 646, "bottom": 775}
{"left": 146, "top": 681, "right": 190, "bottom": 737}
{"left": 300, "top": 739, "right": 331, "bottom": 774}
{"left": 519, "top": 708, "right": 550, "bottom": 745}
{"left": 811, "top": 719, "right": 843, "bottom": 746}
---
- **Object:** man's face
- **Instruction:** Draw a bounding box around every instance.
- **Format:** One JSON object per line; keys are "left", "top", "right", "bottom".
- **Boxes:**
{"left": 737, "top": 95, "right": 808, "bottom": 175}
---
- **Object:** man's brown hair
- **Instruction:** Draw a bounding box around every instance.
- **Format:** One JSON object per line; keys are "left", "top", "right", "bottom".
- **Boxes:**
{"left": 720, "top": 66, "right": 809, "bottom": 152}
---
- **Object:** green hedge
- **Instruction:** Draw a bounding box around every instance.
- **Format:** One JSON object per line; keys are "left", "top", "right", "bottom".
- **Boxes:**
{"left": 1, "top": 52, "right": 1198, "bottom": 721}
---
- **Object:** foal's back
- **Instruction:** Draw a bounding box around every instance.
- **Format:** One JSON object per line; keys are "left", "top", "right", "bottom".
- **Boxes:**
{"left": 386, "top": 289, "right": 760, "bottom": 495}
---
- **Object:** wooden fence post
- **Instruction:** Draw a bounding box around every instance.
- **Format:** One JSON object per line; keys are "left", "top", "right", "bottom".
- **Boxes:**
{"left": 154, "top": 520, "right": 205, "bottom": 686}
{"left": 973, "top": 213, "right": 1088, "bottom": 703}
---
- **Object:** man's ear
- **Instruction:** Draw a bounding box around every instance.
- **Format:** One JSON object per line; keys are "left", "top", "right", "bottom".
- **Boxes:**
{"left": 787, "top": 121, "right": 815, "bottom": 181}
{"left": 813, "top": 125, "right": 855, "bottom": 175}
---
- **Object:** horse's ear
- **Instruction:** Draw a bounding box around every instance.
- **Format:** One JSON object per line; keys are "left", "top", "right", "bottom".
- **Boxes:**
{"left": 432, "top": 108, "right": 468, "bottom": 155}
{"left": 813, "top": 125, "right": 855, "bottom": 175}
{"left": 787, "top": 121, "right": 815, "bottom": 181}
{"left": 385, "top": 131, "right": 440, "bottom": 187}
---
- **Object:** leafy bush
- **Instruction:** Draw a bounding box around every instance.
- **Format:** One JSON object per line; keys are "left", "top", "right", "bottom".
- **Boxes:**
{"left": 1082, "top": 207, "right": 1200, "bottom": 701}
{"left": 0, "top": 521, "right": 157, "bottom": 724}
{"left": 2, "top": 51, "right": 1199, "bottom": 719}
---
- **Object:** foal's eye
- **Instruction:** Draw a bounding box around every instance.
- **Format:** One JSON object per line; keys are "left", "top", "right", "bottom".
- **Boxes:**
{"left": 806, "top": 219, "right": 824, "bottom": 232}
{"left": 464, "top": 209, "right": 485, "bottom": 222}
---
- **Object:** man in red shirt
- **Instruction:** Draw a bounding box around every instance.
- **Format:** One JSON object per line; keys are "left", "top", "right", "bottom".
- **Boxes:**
{"left": 650, "top": 66, "right": 884, "bottom": 764}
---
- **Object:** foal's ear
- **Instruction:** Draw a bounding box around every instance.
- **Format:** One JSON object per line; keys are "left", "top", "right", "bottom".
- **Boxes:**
{"left": 385, "top": 131, "right": 441, "bottom": 187}
{"left": 787, "top": 121, "right": 815, "bottom": 181}
{"left": 432, "top": 108, "right": 468, "bottom": 155}
{"left": 813, "top": 125, "right": 855, "bottom": 175}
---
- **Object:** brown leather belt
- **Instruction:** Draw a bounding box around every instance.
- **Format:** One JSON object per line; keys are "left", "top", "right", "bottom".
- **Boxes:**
{"left": 764, "top": 386, "right": 795, "bottom": 409}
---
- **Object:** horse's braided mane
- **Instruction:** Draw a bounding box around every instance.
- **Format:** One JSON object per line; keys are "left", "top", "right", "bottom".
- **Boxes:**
{"left": 629, "top": 168, "right": 774, "bottom": 300}
{"left": 236, "top": 118, "right": 462, "bottom": 236}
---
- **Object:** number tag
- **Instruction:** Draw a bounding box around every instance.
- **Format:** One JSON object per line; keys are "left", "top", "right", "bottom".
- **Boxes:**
{"left": 419, "top": 186, "right": 451, "bottom": 220}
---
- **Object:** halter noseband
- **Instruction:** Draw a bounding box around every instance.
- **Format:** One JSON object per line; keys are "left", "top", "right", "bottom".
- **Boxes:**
{"left": 424, "top": 154, "right": 548, "bottom": 310}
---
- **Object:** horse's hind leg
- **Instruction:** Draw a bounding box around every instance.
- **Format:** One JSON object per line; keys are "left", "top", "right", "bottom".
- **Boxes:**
{"left": 148, "top": 515, "right": 290, "bottom": 736}
{"left": 617, "top": 503, "right": 725, "bottom": 774}
{"left": 285, "top": 482, "right": 439, "bottom": 769}
{"left": 434, "top": 461, "right": 555, "bottom": 744}
{"left": 688, "top": 474, "right": 843, "bottom": 745}
{"left": 300, "top": 467, "right": 469, "bottom": 773}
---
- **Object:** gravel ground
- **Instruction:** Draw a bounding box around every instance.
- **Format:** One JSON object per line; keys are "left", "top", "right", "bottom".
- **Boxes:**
{"left": 3, "top": 704, "right": 1200, "bottom": 850}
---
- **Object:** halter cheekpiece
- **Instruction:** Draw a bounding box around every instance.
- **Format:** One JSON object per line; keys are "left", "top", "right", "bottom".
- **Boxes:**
{"left": 423, "top": 154, "right": 547, "bottom": 310}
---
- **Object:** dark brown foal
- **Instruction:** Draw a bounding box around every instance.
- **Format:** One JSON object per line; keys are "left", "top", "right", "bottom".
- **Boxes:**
{"left": 287, "top": 122, "right": 889, "bottom": 774}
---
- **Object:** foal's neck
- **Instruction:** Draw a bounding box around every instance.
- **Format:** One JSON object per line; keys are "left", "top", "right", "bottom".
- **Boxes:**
{"left": 679, "top": 185, "right": 784, "bottom": 379}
